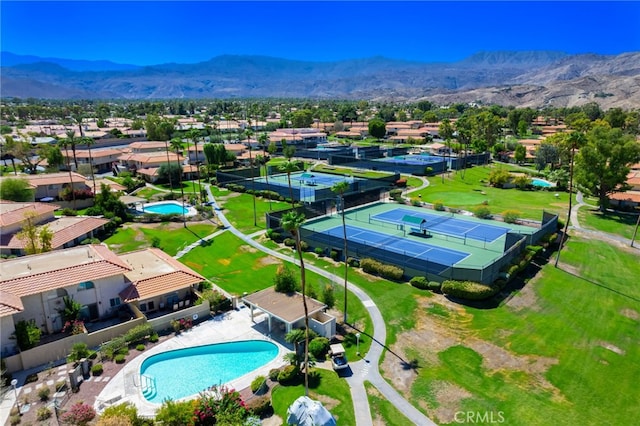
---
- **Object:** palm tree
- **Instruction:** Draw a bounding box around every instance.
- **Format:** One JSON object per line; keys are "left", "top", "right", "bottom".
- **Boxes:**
{"left": 258, "top": 132, "right": 272, "bottom": 210}
{"left": 280, "top": 161, "right": 299, "bottom": 208}
{"left": 56, "top": 136, "right": 77, "bottom": 210}
{"left": 65, "top": 130, "right": 79, "bottom": 169}
{"left": 170, "top": 137, "right": 186, "bottom": 227}
{"left": 554, "top": 131, "right": 586, "bottom": 267}
{"left": 280, "top": 211, "right": 310, "bottom": 396}
{"left": 81, "top": 136, "right": 97, "bottom": 196}
{"left": 331, "top": 181, "right": 350, "bottom": 324}
{"left": 186, "top": 129, "right": 202, "bottom": 204}
{"left": 163, "top": 138, "right": 174, "bottom": 197}
{"left": 285, "top": 328, "right": 306, "bottom": 359}
{"left": 242, "top": 128, "right": 258, "bottom": 226}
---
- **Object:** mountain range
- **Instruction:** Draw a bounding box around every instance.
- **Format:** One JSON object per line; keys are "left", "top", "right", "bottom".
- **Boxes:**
{"left": 1, "top": 50, "right": 639, "bottom": 108}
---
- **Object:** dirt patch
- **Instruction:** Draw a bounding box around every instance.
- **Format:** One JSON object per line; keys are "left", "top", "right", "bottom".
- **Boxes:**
{"left": 600, "top": 342, "right": 626, "bottom": 355}
{"left": 314, "top": 394, "right": 340, "bottom": 411}
{"left": 218, "top": 258, "right": 231, "bottom": 266}
{"left": 382, "top": 294, "right": 563, "bottom": 410}
{"left": 505, "top": 275, "right": 541, "bottom": 312}
{"left": 620, "top": 308, "right": 639, "bottom": 321}
{"left": 257, "top": 256, "right": 281, "bottom": 267}
{"left": 238, "top": 244, "right": 258, "bottom": 253}
{"left": 366, "top": 386, "right": 387, "bottom": 426}
{"left": 260, "top": 415, "right": 283, "bottom": 426}
{"left": 430, "top": 380, "right": 473, "bottom": 424}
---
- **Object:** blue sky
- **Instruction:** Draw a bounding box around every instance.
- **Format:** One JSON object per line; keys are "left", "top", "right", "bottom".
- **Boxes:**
{"left": 2, "top": 1, "right": 639, "bottom": 65}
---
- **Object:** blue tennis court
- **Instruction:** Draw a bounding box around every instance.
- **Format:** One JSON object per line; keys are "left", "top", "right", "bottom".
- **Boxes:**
{"left": 375, "top": 154, "right": 445, "bottom": 165}
{"left": 322, "top": 225, "right": 469, "bottom": 271}
{"left": 290, "top": 172, "right": 354, "bottom": 186}
{"left": 372, "top": 208, "right": 508, "bottom": 243}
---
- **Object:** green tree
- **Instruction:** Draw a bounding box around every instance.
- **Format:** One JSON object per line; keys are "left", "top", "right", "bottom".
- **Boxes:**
{"left": 368, "top": 118, "right": 386, "bottom": 140}
{"left": 0, "top": 177, "right": 33, "bottom": 201}
{"left": 280, "top": 211, "right": 310, "bottom": 396}
{"left": 331, "top": 180, "right": 350, "bottom": 324}
{"left": 273, "top": 264, "right": 299, "bottom": 293}
{"left": 81, "top": 136, "right": 97, "bottom": 195}
{"left": 535, "top": 143, "right": 559, "bottom": 171}
{"left": 157, "top": 163, "right": 183, "bottom": 187}
{"left": 186, "top": 129, "right": 203, "bottom": 204}
{"left": 16, "top": 211, "right": 53, "bottom": 254}
{"left": 170, "top": 137, "right": 186, "bottom": 227}
{"left": 155, "top": 399, "right": 195, "bottom": 426}
{"left": 64, "top": 130, "right": 80, "bottom": 169}
{"left": 292, "top": 109, "right": 314, "bottom": 128}
{"left": 41, "top": 144, "right": 65, "bottom": 171}
{"left": 514, "top": 144, "right": 526, "bottom": 164}
{"left": 575, "top": 126, "right": 640, "bottom": 210}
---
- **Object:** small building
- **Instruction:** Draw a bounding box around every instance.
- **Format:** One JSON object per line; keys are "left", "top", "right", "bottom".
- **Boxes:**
{"left": 242, "top": 287, "right": 336, "bottom": 338}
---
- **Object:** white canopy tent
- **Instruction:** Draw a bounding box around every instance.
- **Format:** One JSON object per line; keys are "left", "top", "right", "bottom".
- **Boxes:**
{"left": 286, "top": 396, "right": 337, "bottom": 426}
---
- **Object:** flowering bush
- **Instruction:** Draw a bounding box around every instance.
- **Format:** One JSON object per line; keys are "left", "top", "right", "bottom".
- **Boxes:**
{"left": 62, "top": 320, "right": 85, "bottom": 335}
{"left": 193, "top": 385, "right": 249, "bottom": 425}
{"left": 60, "top": 402, "right": 96, "bottom": 426}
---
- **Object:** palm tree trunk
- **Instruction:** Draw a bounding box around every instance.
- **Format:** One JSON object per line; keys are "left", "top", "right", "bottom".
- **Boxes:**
{"left": 165, "top": 140, "right": 174, "bottom": 196}
{"left": 287, "top": 172, "right": 295, "bottom": 208}
{"left": 341, "top": 195, "right": 348, "bottom": 324}
{"left": 176, "top": 148, "right": 186, "bottom": 228}
{"left": 295, "top": 231, "right": 310, "bottom": 396}
{"left": 555, "top": 145, "right": 575, "bottom": 267}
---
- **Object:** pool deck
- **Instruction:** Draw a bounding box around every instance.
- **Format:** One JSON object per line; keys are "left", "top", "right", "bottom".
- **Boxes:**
{"left": 95, "top": 305, "right": 289, "bottom": 417}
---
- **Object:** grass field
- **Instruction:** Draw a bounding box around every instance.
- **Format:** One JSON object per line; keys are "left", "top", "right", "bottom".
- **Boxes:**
{"left": 414, "top": 165, "right": 570, "bottom": 220}
{"left": 210, "top": 186, "right": 290, "bottom": 233}
{"left": 404, "top": 237, "right": 640, "bottom": 425}
{"left": 577, "top": 205, "right": 639, "bottom": 239}
{"left": 271, "top": 369, "right": 355, "bottom": 425}
{"left": 365, "top": 381, "right": 414, "bottom": 426}
{"left": 104, "top": 223, "right": 217, "bottom": 255}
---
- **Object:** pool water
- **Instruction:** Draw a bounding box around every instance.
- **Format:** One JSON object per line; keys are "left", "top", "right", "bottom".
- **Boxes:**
{"left": 143, "top": 202, "right": 188, "bottom": 215}
{"left": 139, "top": 340, "right": 278, "bottom": 402}
{"left": 531, "top": 178, "right": 552, "bottom": 188}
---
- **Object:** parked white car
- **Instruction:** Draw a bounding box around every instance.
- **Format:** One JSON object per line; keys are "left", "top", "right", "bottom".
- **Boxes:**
{"left": 329, "top": 343, "right": 348, "bottom": 370}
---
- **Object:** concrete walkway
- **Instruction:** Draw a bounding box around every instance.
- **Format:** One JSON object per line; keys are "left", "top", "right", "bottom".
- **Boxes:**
{"left": 204, "top": 184, "right": 436, "bottom": 425}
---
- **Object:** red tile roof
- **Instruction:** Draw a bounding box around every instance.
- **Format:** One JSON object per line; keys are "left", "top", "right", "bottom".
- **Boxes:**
{"left": 0, "top": 201, "right": 59, "bottom": 227}
{"left": 1, "top": 216, "right": 109, "bottom": 250}
{"left": 0, "top": 290, "right": 24, "bottom": 317}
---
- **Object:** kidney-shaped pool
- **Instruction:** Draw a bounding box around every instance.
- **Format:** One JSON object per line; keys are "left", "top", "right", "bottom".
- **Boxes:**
{"left": 139, "top": 340, "right": 278, "bottom": 403}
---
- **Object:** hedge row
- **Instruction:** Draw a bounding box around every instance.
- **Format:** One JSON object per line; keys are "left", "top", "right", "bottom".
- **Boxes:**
{"left": 441, "top": 280, "right": 499, "bottom": 300}
{"left": 360, "top": 258, "right": 404, "bottom": 281}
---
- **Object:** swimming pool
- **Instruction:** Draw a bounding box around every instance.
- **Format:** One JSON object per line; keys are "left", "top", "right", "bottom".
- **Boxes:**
{"left": 139, "top": 340, "right": 278, "bottom": 402}
{"left": 139, "top": 201, "right": 197, "bottom": 216}
{"left": 531, "top": 178, "right": 553, "bottom": 188}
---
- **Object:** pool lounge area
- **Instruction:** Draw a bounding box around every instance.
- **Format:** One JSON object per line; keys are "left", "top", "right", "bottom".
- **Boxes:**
{"left": 95, "top": 306, "right": 288, "bottom": 416}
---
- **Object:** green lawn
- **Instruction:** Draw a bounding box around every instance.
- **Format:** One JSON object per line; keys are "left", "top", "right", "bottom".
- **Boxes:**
{"left": 577, "top": 205, "right": 638, "bottom": 239}
{"left": 365, "top": 381, "right": 414, "bottom": 426}
{"left": 407, "top": 237, "right": 640, "bottom": 425}
{"left": 271, "top": 369, "right": 355, "bottom": 425}
{"left": 414, "top": 165, "right": 570, "bottom": 220}
{"left": 103, "top": 223, "right": 218, "bottom": 255}
{"left": 211, "top": 186, "right": 290, "bottom": 233}
{"left": 312, "top": 163, "right": 396, "bottom": 179}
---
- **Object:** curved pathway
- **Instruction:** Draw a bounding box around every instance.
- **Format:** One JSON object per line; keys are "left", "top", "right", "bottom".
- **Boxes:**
{"left": 203, "top": 185, "right": 436, "bottom": 425}
{"left": 569, "top": 191, "right": 638, "bottom": 249}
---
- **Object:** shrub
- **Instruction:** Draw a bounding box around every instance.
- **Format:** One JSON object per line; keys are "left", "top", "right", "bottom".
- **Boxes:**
{"left": 507, "top": 264, "right": 520, "bottom": 277}
{"left": 9, "top": 415, "right": 20, "bottom": 426}
{"left": 488, "top": 167, "right": 511, "bottom": 187}
{"left": 246, "top": 394, "right": 272, "bottom": 416}
{"left": 250, "top": 376, "right": 267, "bottom": 394}
{"left": 502, "top": 209, "right": 521, "bottom": 224}
{"left": 308, "top": 337, "right": 330, "bottom": 359}
{"left": 60, "top": 402, "right": 96, "bottom": 426}
{"left": 389, "top": 188, "right": 403, "bottom": 201}
{"left": 100, "top": 402, "right": 140, "bottom": 426}
{"left": 268, "top": 231, "right": 282, "bottom": 242}
{"left": 268, "top": 368, "right": 280, "bottom": 381}
{"left": 277, "top": 365, "right": 300, "bottom": 384}
{"left": 314, "top": 247, "right": 325, "bottom": 256}
{"left": 101, "top": 336, "right": 127, "bottom": 360}
{"left": 91, "top": 364, "right": 103, "bottom": 376}
{"left": 427, "top": 281, "right": 442, "bottom": 292}
{"left": 299, "top": 240, "right": 309, "bottom": 251}
{"left": 441, "top": 280, "right": 498, "bottom": 300}
{"left": 56, "top": 379, "right": 67, "bottom": 392}
{"left": 14, "top": 319, "right": 41, "bottom": 350}
{"left": 329, "top": 249, "right": 339, "bottom": 260}
{"left": 38, "top": 386, "right": 51, "bottom": 401}
{"left": 322, "top": 284, "right": 335, "bottom": 309}
{"left": 149, "top": 333, "right": 159, "bottom": 343}
{"left": 433, "top": 200, "right": 445, "bottom": 211}
{"left": 346, "top": 257, "right": 359, "bottom": 267}
{"left": 68, "top": 343, "right": 90, "bottom": 363}
{"left": 155, "top": 399, "right": 195, "bottom": 426}
{"left": 360, "top": 258, "right": 381, "bottom": 274}
{"left": 273, "top": 264, "right": 299, "bottom": 293}
{"left": 493, "top": 279, "right": 508, "bottom": 290}
{"left": 284, "top": 238, "right": 296, "bottom": 247}
{"left": 473, "top": 205, "right": 492, "bottom": 219}
{"left": 379, "top": 264, "right": 404, "bottom": 281}
{"left": 136, "top": 344, "right": 145, "bottom": 351}
{"left": 114, "top": 354, "right": 126, "bottom": 364}
{"left": 124, "top": 323, "right": 154, "bottom": 344}
{"left": 410, "top": 276, "right": 429, "bottom": 290}
{"left": 37, "top": 407, "right": 52, "bottom": 421}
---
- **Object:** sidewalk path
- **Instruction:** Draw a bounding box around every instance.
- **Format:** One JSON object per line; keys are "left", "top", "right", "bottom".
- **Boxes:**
{"left": 202, "top": 185, "right": 436, "bottom": 425}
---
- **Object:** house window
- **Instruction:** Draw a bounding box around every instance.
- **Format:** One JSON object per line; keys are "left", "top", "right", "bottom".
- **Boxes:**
{"left": 140, "top": 303, "right": 147, "bottom": 312}
{"left": 77, "top": 281, "right": 95, "bottom": 291}
{"left": 109, "top": 297, "right": 121, "bottom": 307}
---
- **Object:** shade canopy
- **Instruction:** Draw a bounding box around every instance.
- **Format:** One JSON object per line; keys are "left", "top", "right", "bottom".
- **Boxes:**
{"left": 286, "top": 396, "right": 336, "bottom": 426}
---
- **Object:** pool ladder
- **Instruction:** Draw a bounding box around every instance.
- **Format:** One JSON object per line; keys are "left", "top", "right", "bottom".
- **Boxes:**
{"left": 140, "top": 374, "right": 157, "bottom": 400}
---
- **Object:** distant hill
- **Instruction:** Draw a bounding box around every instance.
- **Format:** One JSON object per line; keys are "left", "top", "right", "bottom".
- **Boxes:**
{"left": 1, "top": 50, "right": 639, "bottom": 108}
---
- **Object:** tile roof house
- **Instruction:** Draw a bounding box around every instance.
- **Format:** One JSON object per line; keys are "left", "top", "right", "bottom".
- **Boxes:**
{"left": 0, "top": 201, "right": 109, "bottom": 256}
{"left": 0, "top": 244, "right": 205, "bottom": 361}
{"left": 15, "top": 172, "right": 91, "bottom": 202}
